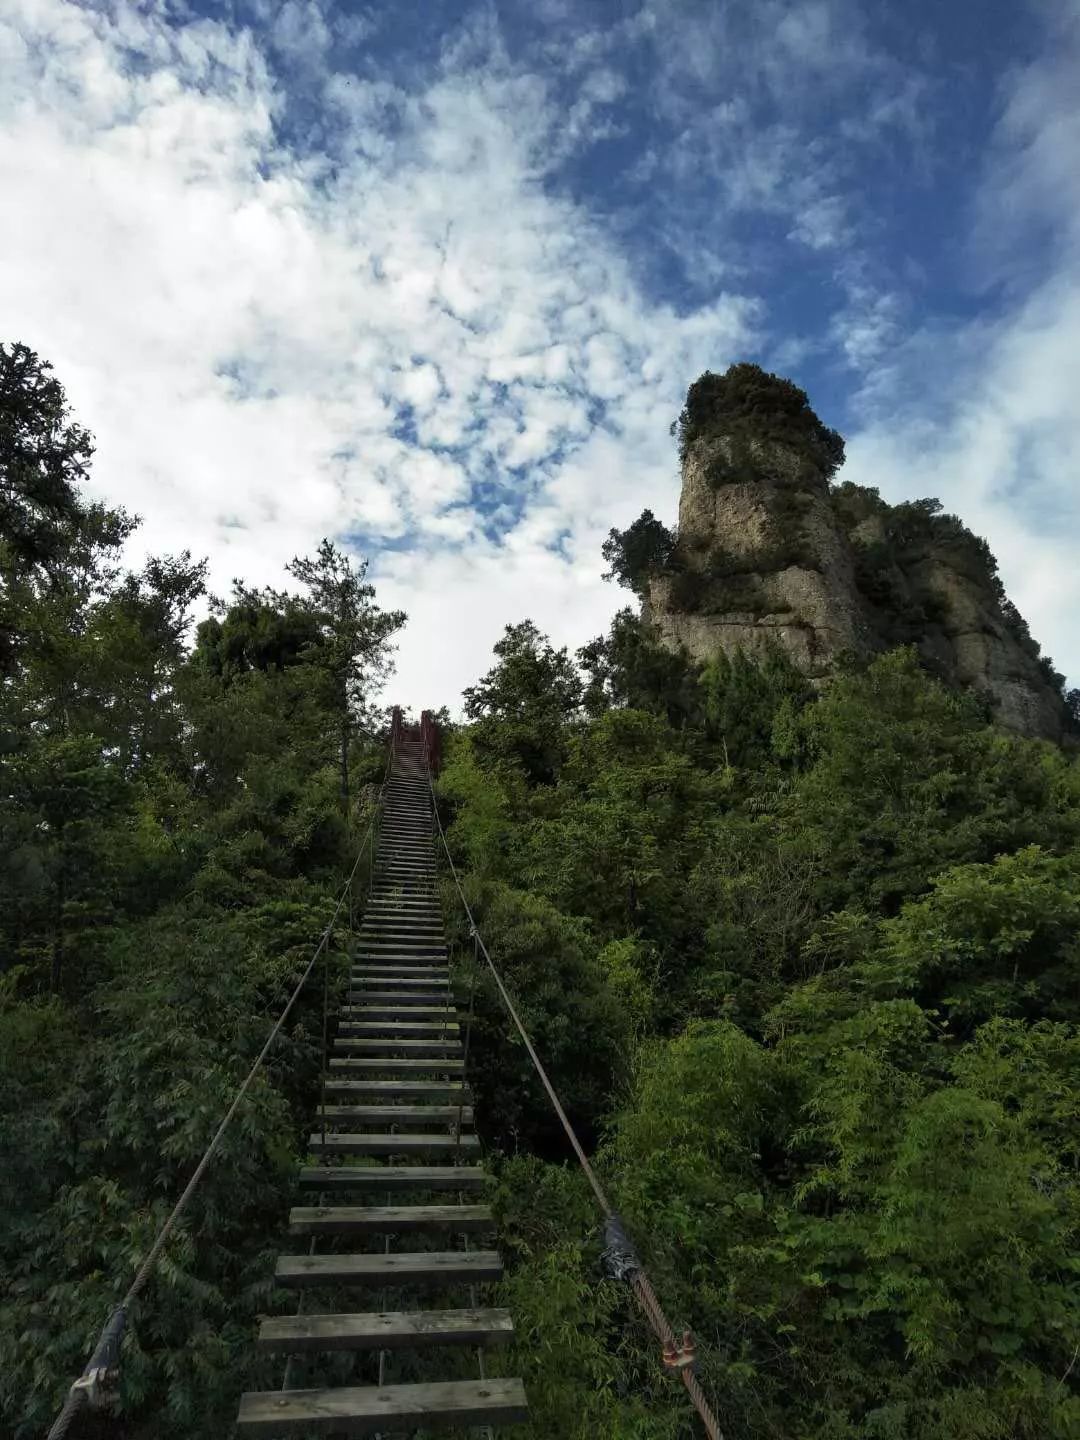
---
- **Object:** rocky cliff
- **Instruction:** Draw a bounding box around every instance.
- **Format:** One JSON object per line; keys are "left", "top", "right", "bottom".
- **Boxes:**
{"left": 639, "top": 367, "right": 1067, "bottom": 740}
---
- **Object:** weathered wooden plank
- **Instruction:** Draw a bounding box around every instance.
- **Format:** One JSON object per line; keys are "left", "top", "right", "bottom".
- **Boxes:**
{"left": 256, "top": 1305, "right": 512, "bottom": 1350}
{"left": 348, "top": 983, "right": 450, "bottom": 993}
{"left": 321, "top": 1079, "right": 470, "bottom": 1100}
{"left": 347, "top": 982, "right": 450, "bottom": 994}
{"left": 337, "top": 1020, "right": 460, "bottom": 1035}
{"left": 317, "top": 1103, "right": 472, "bottom": 1126}
{"left": 331, "top": 1039, "right": 463, "bottom": 1057}
{"left": 358, "top": 939, "right": 445, "bottom": 950}
{"left": 288, "top": 1203, "right": 490, "bottom": 1235}
{"left": 308, "top": 1132, "right": 479, "bottom": 1156}
{"left": 276, "top": 1250, "right": 502, "bottom": 1287}
{"left": 348, "top": 967, "right": 447, "bottom": 978}
{"left": 329, "top": 1058, "right": 464, "bottom": 1073}
{"left": 363, "top": 901, "right": 441, "bottom": 912}
{"left": 298, "top": 1165, "right": 484, "bottom": 1191}
{"left": 319, "top": 1105, "right": 475, "bottom": 1128}
{"left": 360, "top": 915, "right": 442, "bottom": 925}
{"left": 236, "top": 1377, "right": 527, "bottom": 1433}
{"left": 347, "top": 982, "right": 450, "bottom": 993}
{"left": 339, "top": 1006, "right": 458, "bottom": 1022}
{"left": 359, "top": 923, "right": 445, "bottom": 933}
{"left": 344, "top": 997, "right": 452, "bottom": 1009}
{"left": 351, "top": 950, "right": 443, "bottom": 961}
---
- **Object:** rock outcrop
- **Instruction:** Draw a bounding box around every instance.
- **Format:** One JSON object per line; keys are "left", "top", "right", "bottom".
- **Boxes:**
{"left": 643, "top": 373, "right": 1067, "bottom": 741}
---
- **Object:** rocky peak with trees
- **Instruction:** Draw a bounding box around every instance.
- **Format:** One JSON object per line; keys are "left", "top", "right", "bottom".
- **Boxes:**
{"left": 604, "top": 363, "right": 1071, "bottom": 739}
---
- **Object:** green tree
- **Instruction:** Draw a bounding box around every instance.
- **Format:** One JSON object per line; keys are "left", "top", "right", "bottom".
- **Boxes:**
{"left": 463, "top": 620, "right": 583, "bottom": 784}
{"left": 601, "top": 509, "right": 676, "bottom": 595}
{"left": 286, "top": 540, "right": 406, "bottom": 814}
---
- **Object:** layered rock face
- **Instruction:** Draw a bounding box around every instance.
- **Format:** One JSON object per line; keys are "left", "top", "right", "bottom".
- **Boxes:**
{"left": 645, "top": 429, "right": 1067, "bottom": 740}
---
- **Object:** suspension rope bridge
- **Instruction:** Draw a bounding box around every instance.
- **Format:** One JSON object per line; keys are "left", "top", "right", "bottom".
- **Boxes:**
{"left": 46, "top": 711, "right": 721, "bottom": 1438}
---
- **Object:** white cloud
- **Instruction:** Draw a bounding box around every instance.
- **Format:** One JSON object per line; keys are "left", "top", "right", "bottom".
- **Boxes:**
{"left": 840, "top": 9, "right": 1080, "bottom": 687}
{"left": 0, "top": 0, "right": 751, "bottom": 711}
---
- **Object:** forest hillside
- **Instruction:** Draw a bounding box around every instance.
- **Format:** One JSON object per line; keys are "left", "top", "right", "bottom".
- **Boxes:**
{"left": 2, "top": 345, "right": 1080, "bottom": 1439}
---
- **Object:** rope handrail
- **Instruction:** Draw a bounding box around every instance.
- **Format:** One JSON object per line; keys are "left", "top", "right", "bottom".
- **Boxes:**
{"left": 425, "top": 762, "right": 725, "bottom": 1440}
{"left": 46, "top": 732, "right": 396, "bottom": 1440}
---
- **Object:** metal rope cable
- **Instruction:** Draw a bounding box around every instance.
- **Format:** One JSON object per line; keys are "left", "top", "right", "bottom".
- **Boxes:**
{"left": 425, "top": 764, "right": 724, "bottom": 1440}
{"left": 46, "top": 737, "right": 396, "bottom": 1440}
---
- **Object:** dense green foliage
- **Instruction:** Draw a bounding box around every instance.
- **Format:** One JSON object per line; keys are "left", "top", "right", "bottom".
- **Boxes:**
{"left": 674, "top": 362, "right": 845, "bottom": 479}
{"left": 436, "top": 614, "right": 1080, "bottom": 1439}
{"left": 0, "top": 347, "right": 403, "bottom": 1436}
{"left": 601, "top": 509, "right": 676, "bottom": 596}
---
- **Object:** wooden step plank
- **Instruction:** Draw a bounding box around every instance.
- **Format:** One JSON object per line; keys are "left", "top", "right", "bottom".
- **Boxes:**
{"left": 357, "top": 937, "right": 445, "bottom": 946}
{"left": 329, "top": 1058, "right": 464, "bottom": 1073}
{"left": 371, "top": 884, "right": 435, "bottom": 892}
{"left": 237, "top": 1377, "right": 527, "bottom": 1434}
{"left": 318, "top": 1104, "right": 473, "bottom": 1126}
{"left": 299, "top": 1165, "right": 484, "bottom": 1191}
{"left": 370, "top": 890, "right": 436, "bottom": 899}
{"left": 342, "top": 996, "right": 452, "bottom": 1008}
{"left": 338, "top": 1019, "right": 459, "bottom": 1032}
{"left": 331, "top": 1039, "right": 463, "bottom": 1056}
{"left": 350, "top": 966, "right": 449, "bottom": 975}
{"left": 351, "top": 949, "right": 445, "bottom": 958}
{"left": 363, "top": 910, "right": 441, "bottom": 918}
{"left": 276, "top": 1250, "right": 502, "bottom": 1287}
{"left": 358, "top": 935, "right": 445, "bottom": 945}
{"left": 346, "top": 972, "right": 449, "bottom": 981}
{"left": 338, "top": 1026, "right": 459, "bottom": 1041}
{"left": 358, "top": 935, "right": 443, "bottom": 943}
{"left": 342, "top": 997, "right": 455, "bottom": 1008}
{"left": 351, "top": 968, "right": 449, "bottom": 978}
{"left": 339, "top": 1015, "right": 458, "bottom": 1027}
{"left": 349, "top": 961, "right": 447, "bottom": 972}
{"left": 342, "top": 990, "right": 452, "bottom": 1002}
{"left": 360, "top": 919, "right": 444, "bottom": 928}
{"left": 363, "top": 902, "right": 441, "bottom": 912}
{"left": 322, "top": 1079, "right": 469, "bottom": 1100}
{"left": 352, "top": 961, "right": 449, "bottom": 971}
{"left": 354, "top": 952, "right": 447, "bottom": 962}
{"left": 309, "top": 1132, "right": 479, "bottom": 1156}
{"left": 256, "top": 1306, "right": 512, "bottom": 1350}
{"left": 347, "top": 979, "right": 450, "bottom": 991}
{"left": 289, "top": 1203, "right": 489, "bottom": 1234}
{"left": 345, "top": 992, "right": 453, "bottom": 1006}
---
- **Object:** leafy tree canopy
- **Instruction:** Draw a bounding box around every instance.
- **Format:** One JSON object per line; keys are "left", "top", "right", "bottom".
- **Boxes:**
{"left": 675, "top": 360, "right": 846, "bottom": 478}
{"left": 600, "top": 508, "right": 675, "bottom": 595}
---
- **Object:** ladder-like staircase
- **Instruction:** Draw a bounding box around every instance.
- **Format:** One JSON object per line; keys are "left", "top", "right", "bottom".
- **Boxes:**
{"left": 236, "top": 736, "right": 528, "bottom": 1434}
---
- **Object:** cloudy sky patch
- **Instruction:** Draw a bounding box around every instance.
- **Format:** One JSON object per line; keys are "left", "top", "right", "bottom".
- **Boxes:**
{"left": 1, "top": 0, "right": 1077, "bottom": 707}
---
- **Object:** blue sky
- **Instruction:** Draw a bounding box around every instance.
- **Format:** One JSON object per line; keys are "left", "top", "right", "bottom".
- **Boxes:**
{"left": 2, "top": 0, "right": 1078, "bottom": 709}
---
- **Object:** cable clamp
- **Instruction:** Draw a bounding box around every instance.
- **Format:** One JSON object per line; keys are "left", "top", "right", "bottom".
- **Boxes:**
{"left": 662, "top": 1330, "right": 697, "bottom": 1374}
{"left": 71, "top": 1365, "right": 119, "bottom": 1408}
{"left": 601, "top": 1213, "right": 641, "bottom": 1282}
{"left": 70, "top": 1306, "right": 126, "bottom": 1409}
